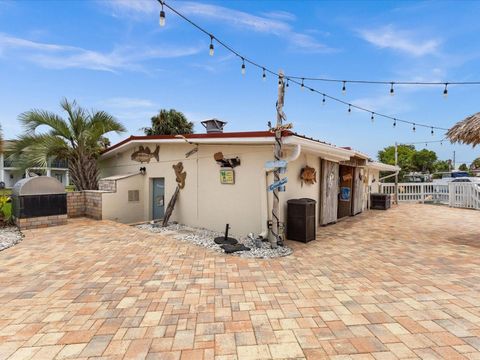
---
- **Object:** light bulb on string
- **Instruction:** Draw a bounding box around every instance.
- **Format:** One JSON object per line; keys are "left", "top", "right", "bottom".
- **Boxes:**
{"left": 262, "top": 68, "right": 266, "bottom": 81}
{"left": 443, "top": 83, "right": 448, "bottom": 98}
{"left": 371, "top": 112, "right": 375, "bottom": 123}
{"left": 286, "top": 78, "right": 289, "bottom": 88}
{"left": 301, "top": 78, "right": 305, "bottom": 91}
{"left": 412, "top": 123, "right": 416, "bottom": 132}
{"left": 390, "top": 82, "right": 394, "bottom": 96}
{"left": 441, "top": 141, "right": 443, "bottom": 146}
{"left": 159, "top": 1, "right": 165, "bottom": 27}
{"left": 322, "top": 94, "right": 326, "bottom": 105}
{"left": 431, "top": 127, "right": 434, "bottom": 136}
{"left": 241, "top": 58, "right": 246, "bottom": 76}
{"left": 348, "top": 104, "right": 351, "bottom": 114}
{"left": 342, "top": 81, "right": 346, "bottom": 95}
{"left": 393, "top": 118, "right": 397, "bottom": 127}
{"left": 209, "top": 35, "right": 214, "bottom": 56}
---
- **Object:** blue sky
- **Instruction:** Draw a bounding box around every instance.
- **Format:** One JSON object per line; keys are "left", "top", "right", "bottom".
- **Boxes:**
{"left": 1, "top": 0, "right": 479, "bottom": 165}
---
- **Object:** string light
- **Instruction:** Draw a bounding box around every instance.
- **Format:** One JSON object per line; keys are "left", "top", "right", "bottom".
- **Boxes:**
{"left": 412, "top": 123, "right": 416, "bottom": 132}
{"left": 159, "top": 1, "right": 165, "bottom": 27}
{"left": 390, "top": 82, "right": 394, "bottom": 96}
{"left": 443, "top": 83, "right": 448, "bottom": 98}
{"left": 371, "top": 112, "right": 375, "bottom": 122}
{"left": 393, "top": 118, "right": 397, "bottom": 127}
{"left": 431, "top": 127, "right": 434, "bottom": 136}
{"left": 342, "top": 81, "right": 346, "bottom": 95}
{"left": 262, "top": 68, "right": 266, "bottom": 81}
{"left": 209, "top": 35, "right": 214, "bottom": 56}
{"left": 156, "top": 0, "right": 451, "bottom": 132}
{"left": 322, "top": 94, "right": 326, "bottom": 105}
{"left": 286, "top": 78, "right": 289, "bottom": 88}
{"left": 348, "top": 104, "right": 352, "bottom": 114}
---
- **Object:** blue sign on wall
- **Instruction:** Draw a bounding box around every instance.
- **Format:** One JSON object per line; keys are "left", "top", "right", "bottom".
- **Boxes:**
{"left": 268, "top": 177, "right": 288, "bottom": 192}
{"left": 340, "top": 187, "right": 351, "bottom": 201}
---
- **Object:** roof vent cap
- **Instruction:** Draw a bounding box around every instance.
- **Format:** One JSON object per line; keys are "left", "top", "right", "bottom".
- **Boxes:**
{"left": 201, "top": 119, "right": 227, "bottom": 133}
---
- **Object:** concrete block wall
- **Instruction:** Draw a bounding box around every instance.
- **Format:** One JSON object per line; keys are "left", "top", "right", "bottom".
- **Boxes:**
{"left": 17, "top": 214, "right": 68, "bottom": 230}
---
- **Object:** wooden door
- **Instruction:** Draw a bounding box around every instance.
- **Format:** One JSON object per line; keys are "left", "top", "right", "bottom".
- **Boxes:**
{"left": 152, "top": 178, "right": 165, "bottom": 220}
{"left": 319, "top": 160, "right": 339, "bottom": 225}
{"left": 337, "top": 166, "right": 353, "bottom": 219}
{"left": 352, "top": 167, "right": 364, "bottom": 215}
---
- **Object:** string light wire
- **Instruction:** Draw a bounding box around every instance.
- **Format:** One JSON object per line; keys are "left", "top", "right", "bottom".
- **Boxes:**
{"left": 156, "top": 0, "right": 450, "bottom": 132}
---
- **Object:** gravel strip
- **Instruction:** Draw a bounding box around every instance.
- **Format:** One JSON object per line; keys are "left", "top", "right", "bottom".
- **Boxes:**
{"left": 0, "top": 226, "right": 23, "bottom": 251}
{"left": 137, "top": 223, "right": 292, "bottom": 259}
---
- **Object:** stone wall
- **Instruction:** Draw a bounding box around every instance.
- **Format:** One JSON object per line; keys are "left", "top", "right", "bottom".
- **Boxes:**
{"left": 67, "top": 192, "right": 85, "bottom": 218}
{"left": 67, "top": 191, "right": 107, "bottom": 220}
{"left": 17, "top": 214, "right": 68, "bottom": 230}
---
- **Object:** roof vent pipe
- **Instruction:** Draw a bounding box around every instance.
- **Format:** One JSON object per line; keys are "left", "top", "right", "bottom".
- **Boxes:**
{"left": 201, "top": 119, "right": 227, "bottom": 133}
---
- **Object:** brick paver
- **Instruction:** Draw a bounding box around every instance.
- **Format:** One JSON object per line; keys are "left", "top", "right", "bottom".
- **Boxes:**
{"left": 0, "top": 204, "right": 479, "bottom": 359}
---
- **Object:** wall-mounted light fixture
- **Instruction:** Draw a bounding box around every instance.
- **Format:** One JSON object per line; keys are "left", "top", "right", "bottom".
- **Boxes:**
{"left": 140, "top": 167, "right": 146, "bottom": 175}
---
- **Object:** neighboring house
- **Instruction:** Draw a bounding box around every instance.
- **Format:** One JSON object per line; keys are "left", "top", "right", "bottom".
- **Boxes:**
{"left": 0, "top": 141, "right": 70, "bottom": 188}
{"left": 97, "top": 120, "right": 398, "bottom": 236}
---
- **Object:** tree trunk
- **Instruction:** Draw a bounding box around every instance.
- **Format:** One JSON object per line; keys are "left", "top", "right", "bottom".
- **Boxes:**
{"left": 68, "top": 152, "right": 99, "bottom": 190}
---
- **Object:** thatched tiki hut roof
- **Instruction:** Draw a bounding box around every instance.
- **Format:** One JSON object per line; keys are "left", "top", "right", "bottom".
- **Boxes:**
{"left": 447, "top": 112, "right": 480, "bottom": 147}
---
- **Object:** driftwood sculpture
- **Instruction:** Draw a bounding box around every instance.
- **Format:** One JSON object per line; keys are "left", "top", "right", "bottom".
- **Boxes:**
{"left": 162, "top": 162, "right": 186, "bottom": 226}
{"left": 300, "top": 165, "right": 317, "bottom": 186}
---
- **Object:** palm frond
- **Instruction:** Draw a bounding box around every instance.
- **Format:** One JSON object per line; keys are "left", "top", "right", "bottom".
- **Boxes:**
{"left": 18, "top": 109, "right": 71, "bottom": 140}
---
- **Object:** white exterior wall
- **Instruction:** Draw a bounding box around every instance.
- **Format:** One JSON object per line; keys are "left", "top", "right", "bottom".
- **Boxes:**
{"left": 102, "top": 174, "right": 146, "bottom": 224}
{"left": 99, "top": 143, "right": 323, "bottom": 236}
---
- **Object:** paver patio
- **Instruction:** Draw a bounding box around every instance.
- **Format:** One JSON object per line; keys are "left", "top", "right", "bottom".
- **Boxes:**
{"left": 0, "top": 204, "right": 479, "bottom": 360}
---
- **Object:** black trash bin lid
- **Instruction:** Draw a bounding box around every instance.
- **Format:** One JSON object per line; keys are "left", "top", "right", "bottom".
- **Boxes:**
{"left": 287, "top": 198, "right": 317, "bottom": 204}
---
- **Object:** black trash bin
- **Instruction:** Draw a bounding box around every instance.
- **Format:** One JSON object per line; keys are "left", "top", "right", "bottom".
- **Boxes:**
{"left": 287, "top": 198, "right": 316, "bottom": 243}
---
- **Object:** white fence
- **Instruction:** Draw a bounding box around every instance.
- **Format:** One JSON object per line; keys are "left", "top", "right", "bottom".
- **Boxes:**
{"left": 380, "top": 182, "right": 480, "bottom": 210}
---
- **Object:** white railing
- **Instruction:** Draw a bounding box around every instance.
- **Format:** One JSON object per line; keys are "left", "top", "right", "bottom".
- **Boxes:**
{"left": 379, "top": 182, "right": 480, "bottom": 210}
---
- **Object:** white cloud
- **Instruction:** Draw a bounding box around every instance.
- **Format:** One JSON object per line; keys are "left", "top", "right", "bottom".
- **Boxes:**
{"left": 0, "top": 33, "right": 201, "bottom": 72}
{"left": 99, "top": 97, "right": 156, "bottom": 109}
{"left": 358, "top": 25, "right": 440, "bottom": 57}
{"left": 351, "top": 94, "right": 413, "bottom": 115}
{"left": 101, "top": 0, "right": 334, "bottom": 54}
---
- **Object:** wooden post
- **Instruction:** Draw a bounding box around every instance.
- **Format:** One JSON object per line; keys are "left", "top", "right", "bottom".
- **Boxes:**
{"left": 269, "top": 71, "right": 286, "bottom": 249}
{"left": 394, "top": 142, "right": 399, "bottom": 205}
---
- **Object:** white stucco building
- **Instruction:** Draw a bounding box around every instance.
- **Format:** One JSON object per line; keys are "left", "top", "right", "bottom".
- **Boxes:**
{"left": 97, "top": 123, "right": 398, "bottom": 237}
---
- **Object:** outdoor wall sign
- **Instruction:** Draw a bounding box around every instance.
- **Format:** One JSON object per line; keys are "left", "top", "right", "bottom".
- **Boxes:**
{"left": 265, "top": 160, "right": 288, "bottom": 169}
{"left": 342, "top": 173, "right": 353, "bottom": 182}
{"left": 300, "top": 165, "right": 317, "bottom": 185}
{"left": 131, "top": 145, "right": 160, "bottom": 163}
{"left": 220, "top": 169, "right": 235, "bottom": 184}
{"left": 340, "top": 187, "right": 351, "bottom": 201}
{"left": 268, "top": 177, "right": 288, "bottom": 192}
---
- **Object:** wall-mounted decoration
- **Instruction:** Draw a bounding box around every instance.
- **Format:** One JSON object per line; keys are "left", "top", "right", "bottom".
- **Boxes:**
{"left": 131, "top": 145, "right": 159, "bottom": 163}
{"left": 220, "top": 169, "right": 235, "bottom": 184}
{"left": 214, "top": 152, "right": 241, "bottom": 168}
{"left": 300, "top": 165, "right": 317, "bottom": 186}
{"left": 342, "top": 173, "right": 353, "bottom": 182}
{"left": 340, "top": 187, "right": 351, "bottom": 201}
{"left": 172, "top": 162, "right": 187, "bottom": 189}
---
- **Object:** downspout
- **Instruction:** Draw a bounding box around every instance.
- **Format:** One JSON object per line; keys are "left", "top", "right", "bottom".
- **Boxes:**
{"left": 259, "top": 144, "right": 301, "bottom": 239}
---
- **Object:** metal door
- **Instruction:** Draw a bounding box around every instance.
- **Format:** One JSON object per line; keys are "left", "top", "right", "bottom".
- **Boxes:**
{"left": 152, "top": 178, "right": 165, "bottom": 220}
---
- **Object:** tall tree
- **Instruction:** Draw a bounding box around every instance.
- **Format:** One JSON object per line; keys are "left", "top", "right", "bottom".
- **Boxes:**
{"left": 458, "top": 163, "right": 469, "bottom": 171}
{"left": 470, "top": 157, "right": 480, "bottom": 170}
{"left": 411, "top": 149, "right": 437, "bottom": 173}
{"left": 378, "top": 145, "right": 416, "bottom": 181}
{"left": 143, "top": 109, "right": 193, "bottom": 136}
{"left": 7, "top": 99, "right": 125, "bottom": 190}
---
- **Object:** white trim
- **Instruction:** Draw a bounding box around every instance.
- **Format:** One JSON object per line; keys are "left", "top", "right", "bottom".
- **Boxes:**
{"left": 367, "top": 161, "right": 400, "bottom": 172}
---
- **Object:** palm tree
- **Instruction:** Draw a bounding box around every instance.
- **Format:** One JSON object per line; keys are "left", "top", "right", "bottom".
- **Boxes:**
{"left": 7, "top": 99, "right": 125, "bottom": 190}
{"left": 143, "top": 109, "right": 194, "bottom": 135}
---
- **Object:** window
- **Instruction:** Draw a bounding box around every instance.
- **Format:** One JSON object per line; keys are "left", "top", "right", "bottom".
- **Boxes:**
{"left": 128, "top": 190, "right": 140, "bottom": 202}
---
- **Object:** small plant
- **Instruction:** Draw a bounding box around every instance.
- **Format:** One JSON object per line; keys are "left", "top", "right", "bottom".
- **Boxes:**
{"left": 0, "top": 195, "right": 12, "bottom": 226}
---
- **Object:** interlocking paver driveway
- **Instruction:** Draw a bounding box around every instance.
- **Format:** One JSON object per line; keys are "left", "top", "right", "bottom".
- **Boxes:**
{"left": 0, "top": 204, "right": 479, "bottom": 360}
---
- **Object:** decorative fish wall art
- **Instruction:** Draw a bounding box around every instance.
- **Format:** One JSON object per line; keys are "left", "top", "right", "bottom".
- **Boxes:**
{"left": 131, "top": 146, "right": 160, "bottom": 163}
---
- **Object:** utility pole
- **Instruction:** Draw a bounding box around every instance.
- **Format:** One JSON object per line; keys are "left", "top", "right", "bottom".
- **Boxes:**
{"left": 269, "top": 70, "right": 286, "bottom": 249}
{"left": 394, "top": 142, "right": 399, "bottom": 205}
